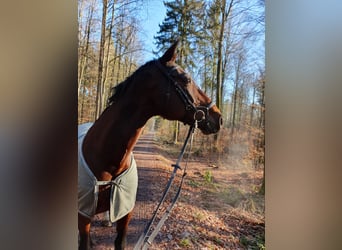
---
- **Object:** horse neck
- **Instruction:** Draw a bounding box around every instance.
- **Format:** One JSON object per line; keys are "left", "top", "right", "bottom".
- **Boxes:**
{"left": 82, "top": 101, "right": 151, "bottom": 181}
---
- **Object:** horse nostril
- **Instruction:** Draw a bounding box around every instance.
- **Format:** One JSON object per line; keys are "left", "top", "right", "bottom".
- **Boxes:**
{"left": 219, "top": 117, "right": 223, "bottom": 127}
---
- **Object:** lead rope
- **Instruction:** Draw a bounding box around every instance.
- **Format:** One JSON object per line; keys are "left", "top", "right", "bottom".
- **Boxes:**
{"left": 134, "top": 122, "right": 197, "bottom": 250}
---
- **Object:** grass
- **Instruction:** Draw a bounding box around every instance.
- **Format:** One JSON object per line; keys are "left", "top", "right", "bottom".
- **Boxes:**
{"left": 193, "top": 211, "right": 205, "bottom": 222}
{"left": 199, "top": 169, "right": 265, "bottom": 214}
{"left": 221, "top": 186, "right": 245, "bottom": 207}
{"left": 203, "top": 170, "right": 213, "bottom": 183}
{"left": 179, "top": 238, "right": 191, "bottom": 248}
{"left": 187, "top": 179, "right": 201, "bottom": 188}
{"left": 240, "top": 233, "right": 265, "bottom": 250}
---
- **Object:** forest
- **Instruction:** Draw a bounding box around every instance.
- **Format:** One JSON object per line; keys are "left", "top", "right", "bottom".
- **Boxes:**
{"left": 78, "top": 0, "right": 264, "bottom": 176}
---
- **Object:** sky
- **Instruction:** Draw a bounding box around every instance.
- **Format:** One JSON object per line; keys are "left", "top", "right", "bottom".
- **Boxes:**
{"left": 136, "top": 0, "right": 265, "bottom": 90}
{"left": 138, "top": 0, "right": 167, "bottom": 61}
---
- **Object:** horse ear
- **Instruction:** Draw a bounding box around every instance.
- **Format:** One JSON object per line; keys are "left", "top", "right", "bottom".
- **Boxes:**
{"left": 159, "top": 40, "right": 179, "bottom": 64}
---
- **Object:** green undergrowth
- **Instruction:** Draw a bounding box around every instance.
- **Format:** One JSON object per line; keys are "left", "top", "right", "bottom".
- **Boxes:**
{"left": 240, "top": 233, "right": 265, "bottom": 250}
{"left": 185, "top": 169, "right": 264, "bottom": 216}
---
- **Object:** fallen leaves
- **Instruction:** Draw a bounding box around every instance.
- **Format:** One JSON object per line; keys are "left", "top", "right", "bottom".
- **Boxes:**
{"left": 90, "top": 133, "right": 264, "bottom": 249}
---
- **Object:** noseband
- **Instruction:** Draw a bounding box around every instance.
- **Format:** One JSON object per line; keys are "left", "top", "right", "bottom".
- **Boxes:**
{"left": 155, "top": 60, "right": 215, "bottom": 123}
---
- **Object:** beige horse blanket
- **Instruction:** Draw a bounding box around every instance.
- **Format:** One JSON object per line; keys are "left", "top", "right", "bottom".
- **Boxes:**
{"left": 78, "top": 123, "right": 138, "bottom": 222}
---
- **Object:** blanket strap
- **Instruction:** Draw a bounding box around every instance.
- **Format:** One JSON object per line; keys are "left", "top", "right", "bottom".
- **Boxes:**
{"left": 94, "top": 155, "right": 135, "bottom": 222}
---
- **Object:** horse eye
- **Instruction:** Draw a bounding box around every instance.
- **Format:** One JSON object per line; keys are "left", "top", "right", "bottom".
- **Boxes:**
{"left": 180, "top": 73, "right": 191, "bottom": 84}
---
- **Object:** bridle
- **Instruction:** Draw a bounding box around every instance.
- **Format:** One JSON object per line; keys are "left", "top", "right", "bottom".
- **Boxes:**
{"left": 155, "top": 60, "right": 215, "bottom": 123}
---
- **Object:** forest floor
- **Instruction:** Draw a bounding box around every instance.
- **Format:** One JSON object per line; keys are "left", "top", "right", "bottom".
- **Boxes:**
{"left": 90, "top": 131, "right": 265, "bottom": 250}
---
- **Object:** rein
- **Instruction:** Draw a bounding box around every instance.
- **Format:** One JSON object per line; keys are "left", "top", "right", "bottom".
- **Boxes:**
{"left": 134, "top": 122, "right": 197, "bottom": 250}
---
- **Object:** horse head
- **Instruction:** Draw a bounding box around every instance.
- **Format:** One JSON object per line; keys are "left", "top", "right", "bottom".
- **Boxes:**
{"left": 154, "top": 41, "right": 223, "bottom": 134}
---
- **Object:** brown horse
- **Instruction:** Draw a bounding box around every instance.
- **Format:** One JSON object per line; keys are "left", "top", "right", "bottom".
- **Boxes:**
{"left": 78, "top": 41, "right": 222, "bottom": 250}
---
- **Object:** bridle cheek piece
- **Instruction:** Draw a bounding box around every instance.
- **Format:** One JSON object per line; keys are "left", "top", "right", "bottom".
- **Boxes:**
{"left": 156, "top": 60, "right": 214, "bottom": 124}
{"left": 194, "top": 101, "right": 216, "bottom": 121}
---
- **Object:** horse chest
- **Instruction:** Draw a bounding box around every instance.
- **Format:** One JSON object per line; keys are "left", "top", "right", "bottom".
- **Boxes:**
{"left": 78, "top": 123, "right": 138, "bottom": 222}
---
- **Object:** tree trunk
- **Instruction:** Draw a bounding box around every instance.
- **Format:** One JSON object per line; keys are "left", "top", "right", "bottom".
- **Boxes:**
{"left": 258, "top": 77, "right": 265, "bottom": 194}
{"left": 248, "top": 84, "right": 256, "bottom": 138}
{"left": 216, "top": 0, "right": 233, "bottom": 111}
{"left": 116, "top": 38, "right": 122, "bottom": 85}
{"left": 259, "top": 169, "right": 265, "bottom": 195}
{"left": 215, "top": 0, "right": 226, "bottom": 111}
{"left": 78, "top": 3, "right": 94, "bottom": 98}
{"left": 249, "top": 85, "right": 256, "bottom": 126}
{"left": 80, "top": 84, "right": 86, "bottom": 123}
{"left": 230, "top": 58, "right": 240, "bottom": 137}
{"left": 95, "top": 0, "right": 108, "bottom": 119}
{"left": 173, "top": 38, "right": 186, "bottom": 144}
{"left": 101, "top": 0, "right": 116, "bottom": 111}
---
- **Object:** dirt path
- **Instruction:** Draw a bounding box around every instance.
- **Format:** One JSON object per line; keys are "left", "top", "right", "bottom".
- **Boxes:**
{"left": 91, "top": 131, "right": 176, "bottom": 249}
{"left": 90, "top": 131, "right": 265, "bottom": 249}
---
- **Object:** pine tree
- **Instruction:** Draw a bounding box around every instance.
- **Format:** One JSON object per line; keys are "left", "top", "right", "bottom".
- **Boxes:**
{"left": 154, "top": 0, "right": 205, "bottom": 143}
{"left": 154, "top": 0, "right": 204, "bottom": 69}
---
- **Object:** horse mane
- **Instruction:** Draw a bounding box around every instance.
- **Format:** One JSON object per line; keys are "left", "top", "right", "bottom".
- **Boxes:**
{"left": 107, "top": 60, "right": 155, "bottom": 106}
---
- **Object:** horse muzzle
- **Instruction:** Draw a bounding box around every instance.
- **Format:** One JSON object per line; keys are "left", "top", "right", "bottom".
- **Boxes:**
{"left": 197, "top": 113, "right": 222, "bottom": 135}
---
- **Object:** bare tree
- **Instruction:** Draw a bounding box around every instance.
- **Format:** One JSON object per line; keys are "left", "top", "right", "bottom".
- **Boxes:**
{"left": 215, "top": 0, "right": 234, "bottom": 111}
{"left": 95, "top": 0, "right": 108, "bottom": 119}
{"left": 78, "top": 0, "right": 96, "bottom": 98}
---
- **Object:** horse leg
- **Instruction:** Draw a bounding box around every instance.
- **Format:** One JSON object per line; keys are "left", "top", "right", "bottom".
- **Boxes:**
{"left": 102, "top": 211, "right": 112, "bottom": 227}
{"left": 115, "top": 212, "right": 132, "bottom": 250}
{"left": 78, "top": 213, "right": 92, "bottom": 250}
